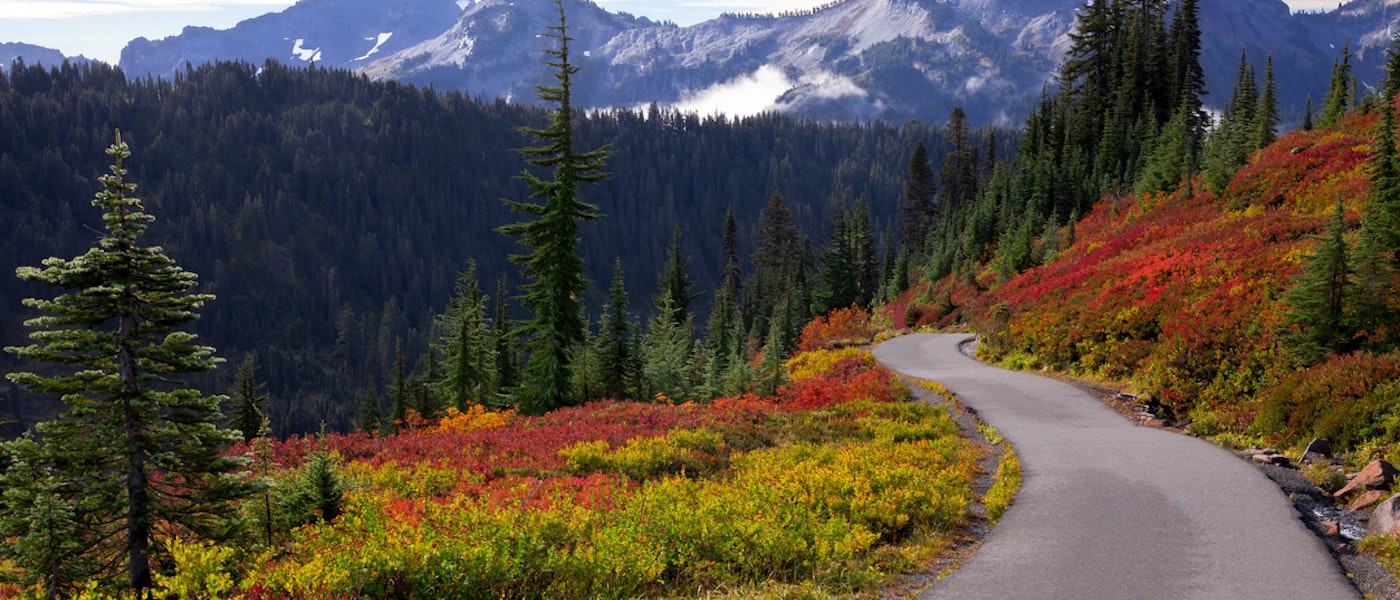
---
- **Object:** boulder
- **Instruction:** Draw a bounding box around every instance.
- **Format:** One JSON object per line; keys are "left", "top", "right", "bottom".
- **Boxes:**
{"left": 1320, "top": 521, "right": 1340, "bottom": 537}
{"left": 1349, "top": 489, "right": 1390, "bottom": 511}
{"left": 1305, "top": 438, "right": 1332, "bottom": 458}
{"left": 1335, "top": 460, "right": 1400, "bottom": 498}
{"left": 1370, "top": 493, "right": 1400, "bottom": 536}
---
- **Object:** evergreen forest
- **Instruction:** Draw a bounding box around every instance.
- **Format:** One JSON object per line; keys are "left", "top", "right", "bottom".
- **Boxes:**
{"left": 0, "top": 58, "right": 1009, "bottom": 435}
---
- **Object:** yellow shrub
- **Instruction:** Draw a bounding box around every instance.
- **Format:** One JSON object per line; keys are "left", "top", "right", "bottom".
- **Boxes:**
{"left": 785, "top": 347, "right": 870, "bottom": 382}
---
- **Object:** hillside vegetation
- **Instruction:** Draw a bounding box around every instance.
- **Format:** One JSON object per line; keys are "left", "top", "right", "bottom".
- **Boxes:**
{"left": 907, "top": 105, "right": 1400, "bottom": 454}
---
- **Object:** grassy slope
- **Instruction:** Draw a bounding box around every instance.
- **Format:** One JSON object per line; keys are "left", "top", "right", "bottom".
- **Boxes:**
{"left": 910, "top": 110, "right": 1389, "bottom": 449}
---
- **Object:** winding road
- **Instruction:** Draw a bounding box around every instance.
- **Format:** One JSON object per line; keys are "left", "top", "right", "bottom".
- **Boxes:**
{"left": 872, "top": 334, "right": 1359, "bottom": 600}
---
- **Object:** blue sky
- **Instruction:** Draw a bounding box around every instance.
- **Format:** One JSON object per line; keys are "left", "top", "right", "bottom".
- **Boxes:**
{"left": 0, "top": 0, "right": 1351, "bottom": 64}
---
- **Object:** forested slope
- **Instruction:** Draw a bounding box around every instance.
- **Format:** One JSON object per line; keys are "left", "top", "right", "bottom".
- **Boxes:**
{"left": 906, "top": 104, "right": 1400, "bottom": 453}
{"left": 0, "top": 59, "right": 1010, "bottom": 434}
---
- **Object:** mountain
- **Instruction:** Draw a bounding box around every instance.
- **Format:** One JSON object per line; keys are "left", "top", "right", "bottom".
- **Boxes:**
{"left": 0, "top": 42, "right": 91, "bottom": 71}
{"left": 105, "top": 0, "right": 1400, "bottom": 125}
{"left": 120, "top": 0, "right": 463, "bottom": 79}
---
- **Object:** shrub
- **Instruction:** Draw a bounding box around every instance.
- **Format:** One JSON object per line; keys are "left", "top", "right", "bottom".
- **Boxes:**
{"left": 798, "top": 306, "right": 876, "bottom": 351}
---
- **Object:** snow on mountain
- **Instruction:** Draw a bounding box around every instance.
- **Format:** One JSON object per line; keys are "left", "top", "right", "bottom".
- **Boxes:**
{"left": 109, "top": 0, "right": 1400, "bottom": 125}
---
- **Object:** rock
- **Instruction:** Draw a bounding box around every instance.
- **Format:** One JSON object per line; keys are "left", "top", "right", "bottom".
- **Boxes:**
{"left": 1320, "top": 521, "right": 1340, "bottom": 536}
{"left": 1370, "top": 494, "right": 1400, "bottom": 536}
{"left": 1246, "top": 448, "right": 1292, "bottom": 467}
{"left": 1335, "top": 460, "right": 1400, "bottom": 498}
{"left": 1305, "top": 437, "right": 1332, "bottom": 458}
{"left": 1349, "top": 489, "right": 1390, "bottom": 511}
{"left": 1300, "top": 451, "right": 1328, "bottom": 465}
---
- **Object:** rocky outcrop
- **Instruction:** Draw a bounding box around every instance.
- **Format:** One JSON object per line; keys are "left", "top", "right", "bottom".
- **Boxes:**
{"left": 1336, "top": 460, "right": 1399, "bottom": 498}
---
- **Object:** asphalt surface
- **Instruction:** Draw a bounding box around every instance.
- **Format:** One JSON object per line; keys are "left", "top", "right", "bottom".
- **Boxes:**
{"left": 871, "top": 334, "right": 1360, "bottom": 600}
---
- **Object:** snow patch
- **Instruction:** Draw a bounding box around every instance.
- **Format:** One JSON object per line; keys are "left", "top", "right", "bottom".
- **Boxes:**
{"left": 584, "top": 50, "right": 592, "bottom": 57}
{"left": 291, "top": 38, "right": 321, "bottom": 62}
{"left": 353, "top": 32, "right": 394, "bottom": 61}
{"left": 455, "top": 0, "right": 473, "bottom": 8}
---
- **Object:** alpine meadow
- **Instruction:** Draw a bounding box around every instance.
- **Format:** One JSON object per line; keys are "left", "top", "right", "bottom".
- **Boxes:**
{"left": 6, "top": 0, "right": 1400, "bottom": 597}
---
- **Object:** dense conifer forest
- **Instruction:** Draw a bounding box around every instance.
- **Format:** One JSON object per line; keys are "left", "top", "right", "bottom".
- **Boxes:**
{"left": 0, "top": 58, "right": 1010, "bottom": 434}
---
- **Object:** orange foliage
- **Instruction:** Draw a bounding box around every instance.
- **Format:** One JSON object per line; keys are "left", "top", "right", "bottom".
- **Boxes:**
{"left": 797, "top": 305, "right": 876, "bottom": 351}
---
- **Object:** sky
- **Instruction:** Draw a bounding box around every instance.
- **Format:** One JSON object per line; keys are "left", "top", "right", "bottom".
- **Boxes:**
{"left": 0, "top": 0, "right": 1358, "bottom": 65}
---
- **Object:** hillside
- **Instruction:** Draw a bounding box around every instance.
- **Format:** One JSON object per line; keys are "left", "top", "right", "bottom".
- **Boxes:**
{"left": 907, "top": 104, "right": 1395, "bottom": 451}
{"left": 0, "top": 59, "right": 1012, "bottom": 435}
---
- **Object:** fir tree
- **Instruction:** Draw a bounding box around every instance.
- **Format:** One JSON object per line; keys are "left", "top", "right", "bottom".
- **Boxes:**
{"left": 656, "top": 227, "right": 699, "bottom": 326}
{"left": 940, "top": 107, "right": 979, "bottom": 209}
{"left": 1256, "top": 55, "right": 1279, "bottom": 149}
{"left": 642, "top": 294, "right": 695, "bottom": 402}
{"left": 1281, "top": 199, "right": 1355, "bottom": 366}
{"left": 498, "top": 0, "right": 610, "bottom": 415}
{"left": 901, "top": 141, "right": 938, "bottom": 258}
{"left": 1319, "top": 42, "right": 1354, "bottom": 128}
{"left": 814, "top": 200, "right": 861, "bottom": 315}
{"left": 597, "top": 260, "right": 636, "bottom": 401}
{"left": 571, "top": 317, "right": 603, "bottom": 404}
{"left": 432, "top": 265, "right": 500, "bottom": 410}
{"left": 1371, "top": 32, "right": 1400, "bottom": 264}
{"left": 493, "top": 276, "right": 518, "bottom": 393}
{"left": 355, "top": 379, "right": 382, "bottom": 434}
{"left": 389, "top": 347, "right": 410, "bottom": 432}
{"left": 1302, "top": 95, "right": 1315, "bottom": 131}
{"left": 755, "top": 312, "right": 787, "bottom": 397}
{"left": 2, "top": 132, "right": 250, "bottom": 592}
{"left": 749, "top": 192, "right": 808, "bottom": 336}
{"left": 229, "top": 354, "right": 270, "bottom": 443}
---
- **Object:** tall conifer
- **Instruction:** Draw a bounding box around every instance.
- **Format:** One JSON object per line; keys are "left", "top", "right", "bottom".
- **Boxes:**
{"left": 2, "top": 133, "right": 250, "bottom": 592}
{"left": 497, "top": 0, "right": 609, "bottom": 415}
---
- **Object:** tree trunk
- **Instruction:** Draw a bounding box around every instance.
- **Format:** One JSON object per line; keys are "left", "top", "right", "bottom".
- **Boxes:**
{"left": 118, "top": 317, "right": 151, "bottom": 592}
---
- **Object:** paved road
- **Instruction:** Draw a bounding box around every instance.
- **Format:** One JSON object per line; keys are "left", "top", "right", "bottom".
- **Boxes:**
{"left": 872, "top": 334, "right": 1359, "bottom": 600}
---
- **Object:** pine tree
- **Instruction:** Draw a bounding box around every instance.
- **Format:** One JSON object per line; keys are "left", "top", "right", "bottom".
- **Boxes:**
{"left": 571, "top": 317, "right": 603, "bottom": 404}
{"left": 755, "top": 312, "right": 787, "bottom": 397}
{"left": 597, "top": 260, "right": 636, "bottom": 401}
{"left": 1371, "top": 32, "right": 1400, "bottom": 265}
{"left": 432, "top": 264, "right": 500, "bottom": 410}
{"left": 749, "top": 192, "right": 808, "bottom": 336}
{"left": 851, "top": 197, "right": 879, "bottom": 307}
{"left": 1281, "top": 199, "right": 1355, "bottom": 366}
{"left": 498, "top": 0, "right": 609, "bottom": 415}
{"left": 656, "top": 227, "right": 699, "bottom": 326}
{"left": 389, "top": 347, "right": 409, "bottom": 432}
{"left": 1302, "top": 95, "right": 1315, "bottom": 132}
{"left": 642, "top": 294, "right": 695, "bottom": 402}
{"left": 1256, "top": 55, "right": 1279, "bottom": 149}
{"left": 355, "top": 379, "right": 382, "bottom": 434}
{"left": 493, "top": 276, "right": 518, "bottom": 393}
{"left": 900, "top": 141, "right": 938, "bottom": 258}
{"left": 2, "top": 132, "right": 250, "bottom": 592}
{"left": 1320, "top": 42, "right": 1354, "bottom": 128}
{"left": 814, "top": 200, "right": 860, "bottom": 315}
{"left": 229, "top": 354, "right": 270, "bottom": 443}
{"left": 1167, "top": 0, "right": 1207, "bottom": 137}
{"left": 940, "top": 107, "right": 979, "bottom": 209}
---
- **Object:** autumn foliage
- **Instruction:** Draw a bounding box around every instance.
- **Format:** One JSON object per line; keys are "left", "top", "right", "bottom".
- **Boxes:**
{"left": 56, "top": 350, "right": 983, "bottom": 599}
{"left": 957, "top": 110, "right": 1392, "bottom": 442}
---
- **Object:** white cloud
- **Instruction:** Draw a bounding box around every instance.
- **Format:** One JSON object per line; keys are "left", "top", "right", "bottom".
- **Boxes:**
{"left": 667, "top": 64, "right": 868, "bottom": 117}
{"left": 0, "top": 0, "right": 291, "bottom": 19}
{"left": 671, "top": 64, "right": 791, "bottom": 116}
